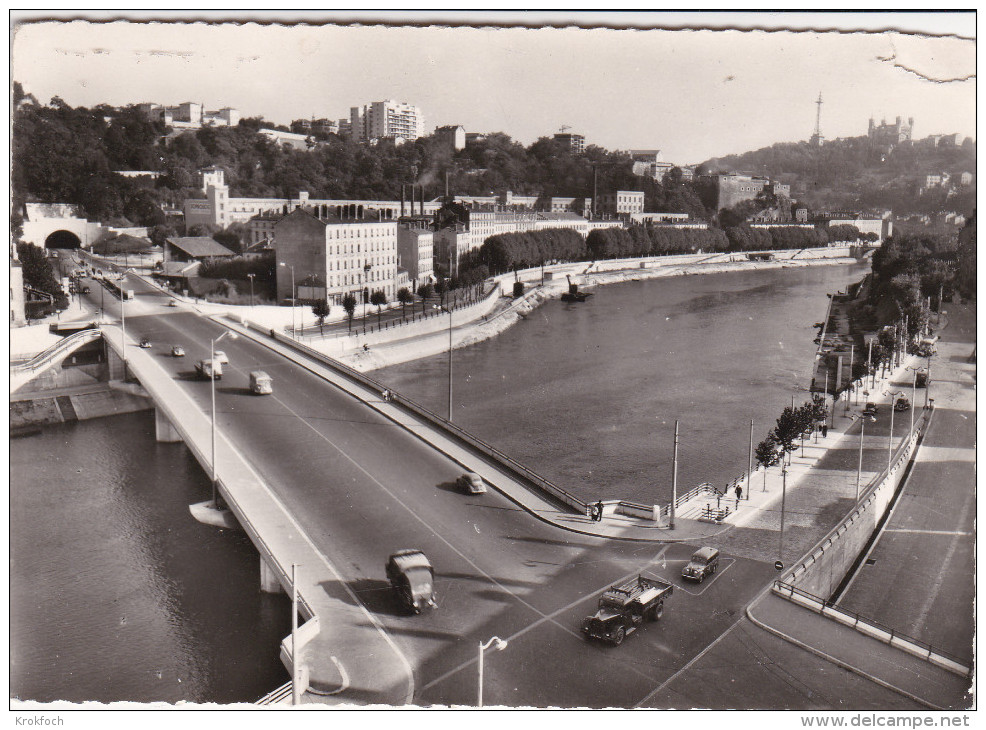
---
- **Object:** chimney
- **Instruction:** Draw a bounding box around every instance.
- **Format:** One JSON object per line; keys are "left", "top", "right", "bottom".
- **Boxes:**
{"left": 401, "top": 184, "right": 406, "bottom": 217}
{"left": 420, "top": 185, "right": 425, "bottom": 216}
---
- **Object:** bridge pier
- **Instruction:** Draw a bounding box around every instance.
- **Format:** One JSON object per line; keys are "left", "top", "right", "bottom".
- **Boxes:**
{"left": 105, "top": 341, "right": 127, "bottom": 381}
{"left": 154, "top": 408, "right": 182, "bottom": 443}
{"left": 260, "top": 556, "right": 286, "bottom": 594}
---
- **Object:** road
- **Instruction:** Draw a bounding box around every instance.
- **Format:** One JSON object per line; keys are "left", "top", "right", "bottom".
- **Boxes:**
{"left": 70, "top": 267, "right": 785, "bottom": 707}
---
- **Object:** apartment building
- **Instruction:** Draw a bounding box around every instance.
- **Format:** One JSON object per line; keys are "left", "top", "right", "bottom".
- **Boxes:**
{"left": 350, "top": 100, "right": 425, "bottom": 143}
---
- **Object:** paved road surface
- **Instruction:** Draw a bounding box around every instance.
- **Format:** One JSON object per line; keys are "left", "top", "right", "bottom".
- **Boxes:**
{"left": 79, "top": 273, "right": 782, "bottom": 707}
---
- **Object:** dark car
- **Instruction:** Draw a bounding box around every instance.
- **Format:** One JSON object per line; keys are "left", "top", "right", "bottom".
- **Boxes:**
{"left": 863, "top": 402, "right": 879, "bottom": 417}
{"left": 139, "top": 337, "right": 151, "bottom": 348}
{"left": 386, "top": 549, "right": 436, "bottom": 615}
{"left": 681, "top": 547, "right": 720, "bottom": 583}
{"left": 894, "top": 397, "right": 910, "bottom": 412}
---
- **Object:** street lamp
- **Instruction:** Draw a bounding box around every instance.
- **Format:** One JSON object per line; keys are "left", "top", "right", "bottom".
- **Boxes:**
{"left": 278, "top": 262, "right": 296, "bottom": 337}
{"left": 247, "top": 272, "right": 255, "bottom": 308}
{"left": 211, "top": 330, "right": 238, "bottom": 510}
{"left": 477, "top": 636, "right": 508, "bottom": 707}
{"left": 884, "top": 389, "right": 904, "bottom": 472}
{"left": 435, "top": 304, "right": 453, "bottom": 421}
{"left": 849, "top": 413, "right": 869, "bottom": 503}
{"left": 778, "top": 462, "right": 788, "bottom": 563}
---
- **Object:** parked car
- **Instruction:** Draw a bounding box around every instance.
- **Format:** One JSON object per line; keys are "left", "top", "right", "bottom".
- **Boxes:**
{"left": 386, "top": 549, "right": 436, "bottom": 614}
{"left": 894, "top": 397, "right": 911, "bottom": 412}
{"left": 681, "top": 547, "right": 720, "bottom": 583}
{"left": 863, "top": 402, "right": 879, "bottom": 417}
{"left": 213, "top": 350, "right": 229, "bottom": 365}
{"left": 916, "top": 371, "right": 930, "bottom": 388}
{"left": 171, "top": 345, "right": 185, "bottom": 357}
{"left": 456, "top": 472, "right": 487, "bottom": 494}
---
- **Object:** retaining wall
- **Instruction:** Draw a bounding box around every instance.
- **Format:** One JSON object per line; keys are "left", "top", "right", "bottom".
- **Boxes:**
{"left": 782, "top": 409, "right": 931, "bottom": 599}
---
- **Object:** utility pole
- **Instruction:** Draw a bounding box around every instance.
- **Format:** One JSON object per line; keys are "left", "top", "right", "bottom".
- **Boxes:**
{"left": 747, "top": 419, "right": 754, "bottom": 499}
{"left": 778, "top": 463, "right": 788, "bottom": 562}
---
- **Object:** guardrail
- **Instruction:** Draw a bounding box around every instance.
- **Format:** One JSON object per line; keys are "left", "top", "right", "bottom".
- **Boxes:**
{"left": 250, "top": 321, "right": 589, "bottom": 514}
{"left": 771, "top": 580, "right": 971, "bottom": 678}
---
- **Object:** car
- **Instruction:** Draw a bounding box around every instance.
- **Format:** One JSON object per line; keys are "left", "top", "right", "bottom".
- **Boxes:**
{"left": 386, "top": 550, "right": 436, "bottom": 614}
{"left": 81, "top": 286, "right": 90, "bottom": 294}
{"left": 171, "top": 345, "right": 185, "bottom": 357}
{"left": 456, "top": 472, "right": 487, "bottom": 494}
{"left": 681, "top": 547, "right": 720, "bottom": 583}
{"left": 862, "top": 402, "right": 879, "bottom": 417}
{"left": 168, "top": 299, "right": 179, "bottom": 307}
{"left": 138, "top": 337, "right": 152, "bottom": 348}
{"left": 894, "top": 397, "right": 910, "bottom": 412}
{"left": 213, "top": 350, "right": 229, "bottom": 365}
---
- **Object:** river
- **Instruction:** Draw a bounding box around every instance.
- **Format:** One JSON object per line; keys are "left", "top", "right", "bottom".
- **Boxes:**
{"left": 375, "top": 263, "right": 869, "bottom": 505}
{"left": 9, "top": 262, "right": 866, "bottom": 704}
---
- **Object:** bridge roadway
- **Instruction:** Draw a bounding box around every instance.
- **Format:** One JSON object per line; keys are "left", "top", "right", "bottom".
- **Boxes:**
{"left": 86, "top": 268, "right": 779, "bottom": 707}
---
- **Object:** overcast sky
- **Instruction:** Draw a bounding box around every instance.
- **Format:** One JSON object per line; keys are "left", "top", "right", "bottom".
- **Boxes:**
{"left": 11, "top": 12, "right": 976, "bottom": 164}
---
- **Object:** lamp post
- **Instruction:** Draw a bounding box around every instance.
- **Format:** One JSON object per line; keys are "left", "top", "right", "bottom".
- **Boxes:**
{"left": 120, "top": 278, "right": 127, "bottom": 371}
{"left": 247, "top": 272, "right": 255, "bottom": 308}
{"left": 850, "top": 413, "right": 867, "bottom": 503}
{"left": 884, "top": 389, "right": 904, "bottom": 472}
{"left": 778, "top": 462, "right": 788, "bottom": 562}
{"left": 477, "top": 636, "right": 508, "bottom": 707}
{"left": 363, "top": 263, "right": 372, "bottom": 334}
{"left": 291, "top": 563, "right": 301, "bottom": 706}
{"left": 747, "top": 419, "right": 754, "bottom": 500}
{"left": 670, "top": 420, "right": 679, "bottom": 529}
{"left": 845, "top": 343, "right": 854, "bottom": 413}
{"left": 279, "top": 262, "right": 296, "bottom": 337}
{"left": 210, "top": 330, "right": 238, "bottom": 510}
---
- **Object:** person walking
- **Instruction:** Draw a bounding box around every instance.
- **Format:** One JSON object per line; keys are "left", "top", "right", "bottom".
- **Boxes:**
{"left": 735, "top": 484, "right": 743, "bottom": 508}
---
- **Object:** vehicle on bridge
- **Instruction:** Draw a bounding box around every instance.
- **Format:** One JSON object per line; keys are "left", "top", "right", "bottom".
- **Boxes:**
{"left": 250, "top": 371, "right": 273, "bottom": 395}
{"left": 195, "top": 359, "right": 222, "bottom": 380}
{"left": 386, "top": 549, "right": 436, "bottom": 615}
{"left": 214, "top": 350, "right": 230, "bottom": 365}
{"left": 171, "top": 345, "right": 185, "bottom": 358}
{"left": 139, "top": 337, "right": 152, "bottom": 349}
{"left": 681, "top": 547, "right": 720, "bottom": 582}
{"left": 582, "top": 575, "right": 672, "bottom": 645}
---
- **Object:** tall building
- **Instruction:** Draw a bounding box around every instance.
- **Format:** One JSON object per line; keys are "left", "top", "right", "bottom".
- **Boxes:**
{"left": 350, "top": 100, "right": 425, "bottom": 144}
{"left": 554, "top": 132, "right": 585, "bottom": 154}
{"left": 435, "top": 125, "right": 466, "bottom": 152}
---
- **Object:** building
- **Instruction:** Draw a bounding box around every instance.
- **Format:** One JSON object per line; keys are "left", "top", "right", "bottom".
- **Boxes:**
{"left": 164, "top": 236, "right": 237, "bottom": 263}
{"left": 10, "top": 246, "right": 25, "bottom": 325}
{"left": 350, "top": 100, "right": 425, "bottom": 144}
{"left": 435, "top": 125, "right": 466, "bottom": 152}
{"left": 397, "top": 218, "right": 435, "bottom": 289}
{"left": 183, "top": 168, "right": 424, "bottom": 231}
{"left": 553, "top": 132, "right": 585, "bottom": 155}
{"left": 274, "top": 208, "right": 399, "bottom": 306}
{"left": 812, "top": 212, "right": 892, "bottom": 243}
{"left": 465, "top": 132, "right": 487, "bottom": 146}
{"left": 138, "top": 102, "right": 240, "bottom": 129}
{"left": 630, "top": 150, "right": 695, "bottom": 183}
{"left": 701, "top": 174, "right": 791, "bottom": 211}
{"left": 868, "top": 116, "right": 914, "bottom": 146}
{"left": 260, "top": 128, "right": 314, "bottom": 151}
{"left": 336, "top": 119, "right": 352, "bottom": 139}
{"left": 597, "top": 191, "right": 645, "bottom": 217}
{"left": 293, "top": 118, "right": 338, "bottom": 136}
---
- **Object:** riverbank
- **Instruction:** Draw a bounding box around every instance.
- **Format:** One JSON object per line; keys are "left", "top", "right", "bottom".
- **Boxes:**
{"left": 336, "top": 252, "right": 862, "bottom": 372}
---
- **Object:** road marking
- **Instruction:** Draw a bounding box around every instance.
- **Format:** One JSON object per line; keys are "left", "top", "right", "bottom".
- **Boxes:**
{"left": 632, "top": 614, "right": 746, "bottom": 708}
{"left": 421, "top": 546, "right": 671, "bottom": 693}
{"left": 652, "top": 558, "right": 737, "bottom": 596}
{"left": 883, "top": 528, "right": 972, "bottom": 536}
{"left": 324, "top": 656, "right": 350, "bottom": 695}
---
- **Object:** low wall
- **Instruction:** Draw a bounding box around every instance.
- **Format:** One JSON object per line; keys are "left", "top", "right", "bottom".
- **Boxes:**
{"left": 782, "top": 407, "right": 932, "bottom": 599}
{"left": 9, "top": 386, "right": 152, "bottom": 428}
{"left": 245, "top": 323, "right": 589, "bottom": 514}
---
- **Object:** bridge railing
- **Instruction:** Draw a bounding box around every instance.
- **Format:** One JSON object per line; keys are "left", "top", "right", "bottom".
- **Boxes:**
{"left": 251, "top": 320, "right": 589, "bottom": 514}
{"left": 11, "top": 326, "right": 102, "bottom": 374}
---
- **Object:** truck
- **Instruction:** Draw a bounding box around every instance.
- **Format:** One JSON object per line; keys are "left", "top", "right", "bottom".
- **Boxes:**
{"left": 249, "top": 370, "right": 273, "bottom": 395}
{"left": 386, "top": 549, "right": 436, "bottom": 614}
{"left": 195, "top": 359, "right": 222, "bottom": 380}
{"left": 581, "top": 575, "right": 673, "bottom": 645}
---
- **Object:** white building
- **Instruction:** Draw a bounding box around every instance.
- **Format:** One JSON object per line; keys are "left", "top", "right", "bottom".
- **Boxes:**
{"left": 350, "top": 100, "right": 425, "bottom": 144}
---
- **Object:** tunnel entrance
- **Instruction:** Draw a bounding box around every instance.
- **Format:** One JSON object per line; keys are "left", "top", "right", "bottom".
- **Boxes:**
{"left": 45, "top": 230, "right": 82, "bottom": 249}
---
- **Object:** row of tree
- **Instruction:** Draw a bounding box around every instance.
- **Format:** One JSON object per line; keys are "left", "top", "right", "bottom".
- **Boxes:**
{"left": 754, "top": 396, "right": 830, "bottom": 488}
{"left": 16, "top": 243, "right": 69, "bottom": 310}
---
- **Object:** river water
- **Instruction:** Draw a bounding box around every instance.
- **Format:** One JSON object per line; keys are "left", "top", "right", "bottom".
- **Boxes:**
{"left": 9, "top": 262, "right": 865, "bottom": 704}
{"left": 376, "top": 264, "right": 869, "bottom": 505}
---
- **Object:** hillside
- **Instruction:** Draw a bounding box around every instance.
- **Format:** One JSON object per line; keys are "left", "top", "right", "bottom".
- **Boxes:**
{"left": 701, "top": 135, "right": 976, "bottom": 217}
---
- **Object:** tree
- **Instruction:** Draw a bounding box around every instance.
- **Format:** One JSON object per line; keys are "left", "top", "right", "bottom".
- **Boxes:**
{"left": 370, "top": 290, "right": 387, "bottom": 326}
{"left": 434, "top": 278, "right": 448, "bottom": 306}
{"left": 796, "top": 402, "right": 817, "bottom": 455}
{"left": 396, "top": 287, "right": 413, "bottom": 318}
{"left": 773, "top": 406, "right": 801, "bottom": 464}
{"left": 311, "top": 299, "right": 331, "bottom": 335}
{"left": 342, "top": 293, "right": 357, "bottom": 333}
{"left": 755, "top": 433, "right": 781, "bottom": 490}
{"left": 417, "top": 283, "right": 433, "bottom": 314}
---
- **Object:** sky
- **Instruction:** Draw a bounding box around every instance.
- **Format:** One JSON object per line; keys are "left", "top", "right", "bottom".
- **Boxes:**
{"left": 10, "top": 11, "right": 977, "bottom": 164}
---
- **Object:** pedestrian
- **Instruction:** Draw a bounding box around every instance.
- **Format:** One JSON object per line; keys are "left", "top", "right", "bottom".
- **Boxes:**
{"left": 594, "top": 501, "right": 604, "bottom": 522}
{"left": 821, "top": 423, "right": 828, "bottom": 438}
{"left": 735, "top": 484, "right": 743, "bottom": 507}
